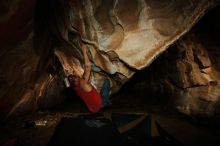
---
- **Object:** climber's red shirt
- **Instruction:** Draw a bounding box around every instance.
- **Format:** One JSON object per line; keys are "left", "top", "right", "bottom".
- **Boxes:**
{"left": 73, "top": 84, "right": 102, "bottom": 113}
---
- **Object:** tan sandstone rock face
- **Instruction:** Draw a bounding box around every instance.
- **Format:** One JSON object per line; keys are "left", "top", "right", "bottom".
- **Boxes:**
{"left": 167, "top": 33, "right": 220, "bottom": 117}
{"left": 54, "top": 0, "right": 219, "bottom": 90}
{"left": 118, "top": 29, "right": 220, "bottom": 117}
{"left": 0, "top": 0, "right": 219, "bottom": 118}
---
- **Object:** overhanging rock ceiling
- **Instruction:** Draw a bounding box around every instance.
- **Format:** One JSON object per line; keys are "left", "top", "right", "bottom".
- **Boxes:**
{"left": 57, "top": 0, "right": 218, "bottom": 70}
{"left": 54, "top": 0, "right": 219, "bottom": 85}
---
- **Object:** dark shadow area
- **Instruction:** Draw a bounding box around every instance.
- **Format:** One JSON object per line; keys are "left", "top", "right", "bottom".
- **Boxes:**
{"left": 194, "top": 4, "right": 220, "bottom": 44}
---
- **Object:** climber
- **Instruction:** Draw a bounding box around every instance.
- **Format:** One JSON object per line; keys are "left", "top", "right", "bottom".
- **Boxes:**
{"left": 68, "top": 45, "right": 111, "bottom": 113}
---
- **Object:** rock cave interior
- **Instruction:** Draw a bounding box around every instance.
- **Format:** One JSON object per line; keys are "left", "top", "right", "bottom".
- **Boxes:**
{"left": 0, "top": 0, "right": 220, "bottom": 146}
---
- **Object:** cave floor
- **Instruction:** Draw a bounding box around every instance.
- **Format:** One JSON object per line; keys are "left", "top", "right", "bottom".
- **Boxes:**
{"left": 0, "top": 94, "right": 220, "bottom": 146}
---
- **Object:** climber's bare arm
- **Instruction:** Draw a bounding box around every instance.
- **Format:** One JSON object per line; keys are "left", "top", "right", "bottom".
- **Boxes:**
{"left": 82, "top": 45, "right": 91, "bottom": 82}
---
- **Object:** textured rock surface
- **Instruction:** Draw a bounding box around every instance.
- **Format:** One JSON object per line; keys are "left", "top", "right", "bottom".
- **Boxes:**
{"left": 170, "top": 34, "right": 220, "bottom": 117}
{"left": 0, "top": 0, "right": 65, "bottom": 118}
{"left": 0, "top": 0, "right": 220, "bottom": 118}
{"left": 173, "top": 33, "right": 220, "bottom": 117}
{"left": 52, "top": 0, "right": 219, "bottom": 91}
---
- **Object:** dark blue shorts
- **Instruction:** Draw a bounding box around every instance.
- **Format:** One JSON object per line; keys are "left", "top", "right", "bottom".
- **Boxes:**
{"left": 100, "top": 79, "right": 111, "bottom": 107}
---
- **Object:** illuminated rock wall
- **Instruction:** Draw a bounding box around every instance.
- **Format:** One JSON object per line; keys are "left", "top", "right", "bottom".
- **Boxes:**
{"left": 127, "top": 31, "right": 220, "bottom": 117}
